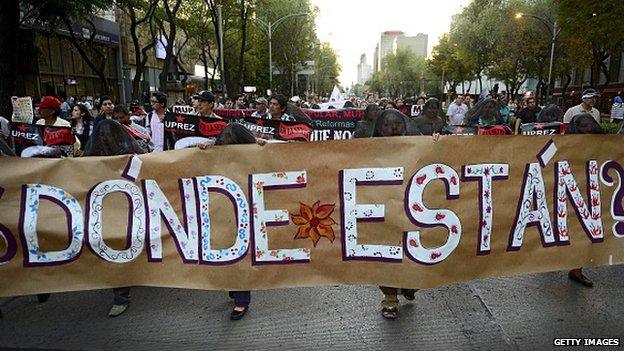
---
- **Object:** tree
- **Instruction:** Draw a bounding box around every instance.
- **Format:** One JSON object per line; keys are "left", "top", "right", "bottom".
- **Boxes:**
{"left": 250, "top": 0, "right": 320, "bottom": 95}
{"left": 484, "top": 0, "right": 546, "bottom": 97}
{"left": 556, "top": 0, "right": 623, "bottom": 88}
{"left": 314, "top": 42, "right": 341, "bottom": 96}
{"left": 367, "top": 49, "right": 435, "bottom": 97}
{"left": 428, "top": 34, "right": 475, "bottom": 94}
{"left": 435, "top": 0, "right": 590, "bottom": 102}
{"left": 116, "top": 0, "right": 160, "bottom": 101}
{"left": 450, "top": 1, "right": 501, "bottom": 93}
{"left": 156, "top": 0, "right": 183, "bottom": 92}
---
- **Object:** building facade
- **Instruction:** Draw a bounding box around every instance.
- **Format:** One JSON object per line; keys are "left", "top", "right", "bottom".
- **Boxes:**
{"left": 357, "top": 54, "right": 372, "bottom": 85}
{"left": 18, "top": 10, "right": 122, "bottom": 104}
{"left": 16, "top": 6, "right": 213, "bottom": 107}
{"left": 395, "top": 33, "right": 428, "bottom": 57}
{"left": 376, "top": 31, "right": 403, "bottom": 71}
{"left": 373, "top": 44, "right": 379, "bottom": 73}
{"left": 374, "top": 31, "right": 429, "bottom": 72}
{"left": 553, "top": 50, "right": 624, "bottom": 112}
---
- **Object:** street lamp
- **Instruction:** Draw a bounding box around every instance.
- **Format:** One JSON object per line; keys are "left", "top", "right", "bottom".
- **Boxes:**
{"left": 254, "top": 12, "right": 309, "bottom": 91}
{"left": 515, "top": 12, "right": 561, "bottom": 103}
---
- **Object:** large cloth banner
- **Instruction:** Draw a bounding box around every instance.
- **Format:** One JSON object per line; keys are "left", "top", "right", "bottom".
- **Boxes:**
{"left": 0, "top": 135, "right": 623, "bottom": 297}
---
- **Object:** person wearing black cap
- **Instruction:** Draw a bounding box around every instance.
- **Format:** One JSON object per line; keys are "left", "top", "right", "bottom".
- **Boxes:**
{"left": 194, "top": 90, "right": 223, "bottom": 119}
{"left": 563, "top": 88, "right": 601, "bottom": 123}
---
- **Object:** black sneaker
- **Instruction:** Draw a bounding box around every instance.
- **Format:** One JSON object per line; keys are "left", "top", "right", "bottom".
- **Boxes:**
{"left": 230, "top": 306, "right": 248, "bottom": 320}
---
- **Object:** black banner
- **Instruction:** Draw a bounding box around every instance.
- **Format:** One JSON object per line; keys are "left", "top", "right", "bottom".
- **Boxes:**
{"left": 443, "top": 125, "right": 513, "bottom": 135}
{"left": 10, "top": 122, "right": 75, "bottom": 157}
{"left": 209, "top": 106, "right": 424, "bottom": 141}
{"left": 520, "top": 122, "right": 567, "bottom": 135}
{"left": 213, "top": 108, "right": 364, "bottom": 141}
{"left": 164, "top": 112, "right": 229, "bottom": 137}
{"left": 238, "top": 117, "right": 311, "bottom": 141}
{"left": 443, "top": 125, "right": 478, "bottom": 135}
{"left": 164, "top": 112, "right": 312, "bottom": 144}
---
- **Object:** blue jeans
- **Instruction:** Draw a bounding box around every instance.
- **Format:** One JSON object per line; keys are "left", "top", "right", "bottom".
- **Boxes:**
{"left": 228, "top": 291, "right": 251, "bottom": 308}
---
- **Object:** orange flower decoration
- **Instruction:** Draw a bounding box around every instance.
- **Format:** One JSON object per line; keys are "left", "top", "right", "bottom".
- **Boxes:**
{"left": 291, "top": 201, "right": 336, "bottom": 246}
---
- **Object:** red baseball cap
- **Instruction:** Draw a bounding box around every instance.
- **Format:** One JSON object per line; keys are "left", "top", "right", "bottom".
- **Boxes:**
{"left": 38, "top": 96, "right": 61, "bottom": 110}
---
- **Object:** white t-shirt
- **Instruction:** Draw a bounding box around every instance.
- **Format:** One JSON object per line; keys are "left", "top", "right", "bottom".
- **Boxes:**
{"left": 446, "top": 103, "right": 469, "bottom": 125}
{"left": 146, "top": 111, "right": 165, "bottom": 152}
{"left": 611, "top": 103, "right": 623, "bottom": 121}
{"left": 36, "top": 118, "right": 80, "bottom": 151}
{"left": 36, "top": 118, "right": 71, "bottom": 127}
{"left": 563, "top": 104, "right": 601, "bottom": 123}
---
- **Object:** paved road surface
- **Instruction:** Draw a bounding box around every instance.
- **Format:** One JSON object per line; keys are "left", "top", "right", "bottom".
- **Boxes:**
{"left": 1, "top": 266, "right": 623, "bottom": 350}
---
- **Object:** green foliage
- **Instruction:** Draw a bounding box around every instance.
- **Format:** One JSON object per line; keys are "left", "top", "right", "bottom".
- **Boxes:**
{"left": 367, "top": 49, "right": 438, "bottom": 97}
{"left": 555, "top": 0, "right": 624, "bottom": 86}
{"left": 21, "top": 0, "right": 114, "bottom": 27}
{"left": 601, "top": 122, "right": 621, "bottom": 134}
{"left": 178, "top": 0, "right": 335, "bottom": 95}
{"left": 314, "top": 42, "right": 341, "bottom": 95}
{"left": 429, "top": 0, "right": 622, "bottom": 98}
{"left": 428, "top": 33, "right": 475, "bottom": 94}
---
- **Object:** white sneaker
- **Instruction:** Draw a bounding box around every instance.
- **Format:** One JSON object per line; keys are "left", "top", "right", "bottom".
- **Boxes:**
{"left": 108, "top": 304, "right": 128, "bottom": 317}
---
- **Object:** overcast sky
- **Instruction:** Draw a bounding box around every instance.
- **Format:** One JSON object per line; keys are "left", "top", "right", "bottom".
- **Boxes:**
{"left": 310, "top": 0, "right": 472, "bottom": 87}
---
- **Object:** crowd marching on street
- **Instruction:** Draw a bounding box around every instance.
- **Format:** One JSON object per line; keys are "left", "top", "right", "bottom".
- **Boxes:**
{"left": 0, "top": 84, "right": 622, "bottom": 321}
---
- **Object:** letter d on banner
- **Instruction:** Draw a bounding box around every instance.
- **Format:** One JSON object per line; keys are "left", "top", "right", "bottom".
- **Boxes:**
{"left": 19, "top": 184, "right": 84, "bottom": 265}
{"left": 195, "top": 175, "right": 250, "bottom": 264}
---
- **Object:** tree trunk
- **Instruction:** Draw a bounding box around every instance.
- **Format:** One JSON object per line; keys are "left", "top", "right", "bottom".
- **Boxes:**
{"left": 61, "top": 17, "right": 110, "bottom": 94}
{"left": 507, "top": 82, "right": 516, "bottom": 100}
{"left": 205, "top": 0, "right": 224, "bottom": 93}
{"left": 129, "top": 9, "right": 143, "bottom": 101}
{"left": 0, "top": 0, "right": 21, "bottom": 117}
{"left": 562, "top": 73, "right": 572, "bottom": 108}
{"left": 202, "top": 49, "right": 209, "bottom": 90}
{"left": 236, "top": 2, "right": 249, "bottom": 93}
{"left": 158, "top": 0, "right": 183, "bottom": 92}
{"left": 477, "top": 73, "right": 483, "bottom": 94}
{"left": 127, "top": 0, "right": 158, "bottom": 101}
{"left": 599, "top": 53, "right": 611, "bottom": 91}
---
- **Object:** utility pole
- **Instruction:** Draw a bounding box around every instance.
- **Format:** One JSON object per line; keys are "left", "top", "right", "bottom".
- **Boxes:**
{"left": 253, "top": 13, "right": 308, "bottom": 92}
{"left": 515, "top": 13, "right": 560, "bottom": 103}
{"left": 217, "top": 4, "right": 227, "bottom": 96}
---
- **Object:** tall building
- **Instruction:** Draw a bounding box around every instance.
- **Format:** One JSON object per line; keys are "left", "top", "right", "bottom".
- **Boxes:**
{"left": 373, "top": 44, "right": 379, "bottom": 73}
{"left": 357, "top": 54, "right": 372, "bottom": 85}
{"left": 395, "top": 33, "right": 428, "bottom": 57}
{"left": 18, "top": 8, "right": 122, "bottom": 102}
{"left": 377, "top": 31, "right": 404, "bottom": 71}
{"left": 374, "top": 31, "right": 429, "bottom": 72}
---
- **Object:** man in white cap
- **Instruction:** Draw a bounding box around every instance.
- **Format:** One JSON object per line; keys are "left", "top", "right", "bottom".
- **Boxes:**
{"left": 251, "top": 97, "right": 270, "bottom": 119}
{"left": 563, "top": 88, "right": 601, "bottom": 123}
{"left": 291, "top": 95, "right": 301, "bottom": 107}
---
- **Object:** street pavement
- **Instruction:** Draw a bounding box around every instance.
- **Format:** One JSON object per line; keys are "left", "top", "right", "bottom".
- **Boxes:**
{"left": 1, "top": 265, "right": 623, "bottom": 350}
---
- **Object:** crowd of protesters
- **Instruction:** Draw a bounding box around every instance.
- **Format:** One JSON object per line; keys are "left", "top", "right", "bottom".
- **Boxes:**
{"left": 0, "top": 84, "right": 622, "bottom": 321}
